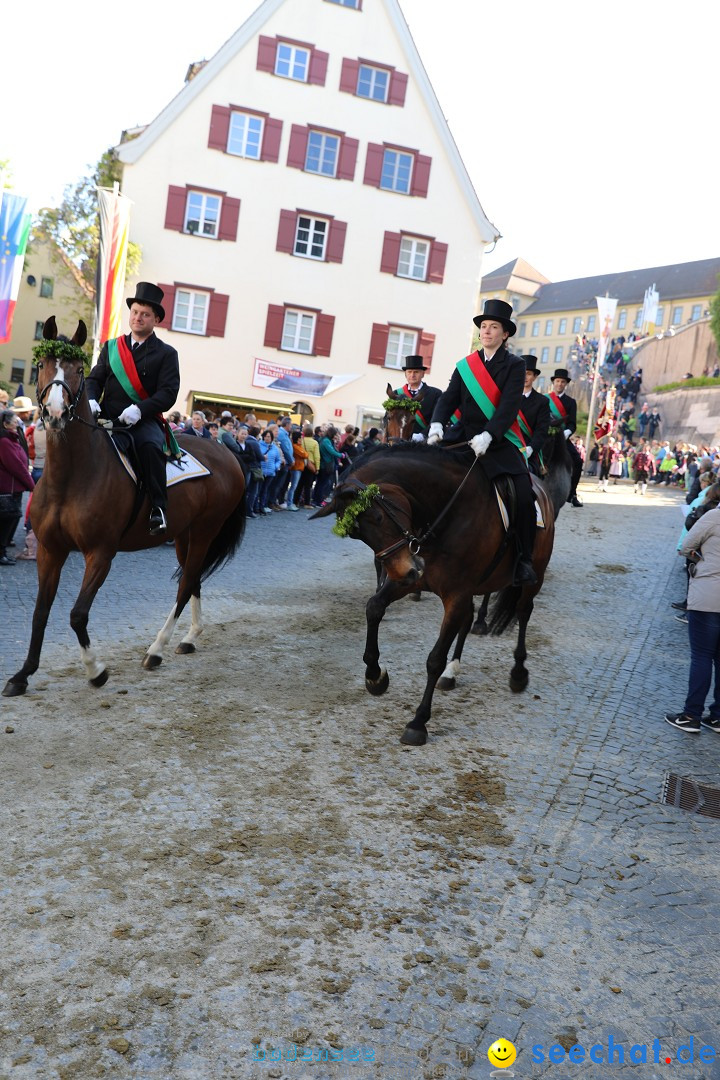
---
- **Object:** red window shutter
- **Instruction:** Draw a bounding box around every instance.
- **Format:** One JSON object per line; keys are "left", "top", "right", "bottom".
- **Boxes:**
{"left": 157, "top": 284, "right": 176, "bottom": 330}
{"left": 218, "top": 197, "right": 241, "bottom": 242}
{"left": 261, "top": 117, "right": 283, "bottom": 162}
{"left": 208, "top": 105, "right": 231, "bottom": 151}
{"left": 427, "top": 241, "right": 448, "bottom": 284}
{"left": 380, "top": 231, "right": 401, "bottom": 274}
{"left": 388, "top": 71, "right": 408, "bottom": 107}
{"left": 257, "top": 36, "right": 277, "bottom": 73}
{"left": 308, "top": 48, "right": 329, "bottom": 86}
{"left": 418, "top": 331, "right": 435, "bottom": 370}
{"left": 264, "top": 304, "right": 285, "bottom": 349}
{"left": 368, "top": 323, "right": 389, "bottom": 366}
{"left": 339, "top": 58, "right": 360, "bottom": 93}
{"left": 164, "top": 186, "right": 187, "bottom": 232}
{"left": 411, "top": 154, "right": 432, "bottom": 197}
{"left": 276, "top": 210, "right": 298, "bottom": 254}
{"left": 207, "top": 293, "right": 229, "bottom": 338}
{"left": 337, "top": 136, "right": 358, "bottom": 181}
{"left": 287, "top": 125, "right": 309, "bottom": 170}
{"left": 314, "top": 313, "right": 335, "bottom": 357}
{"left": 326, "top": 220, "right": 347, "bottom": 264}
{"left": 363, "top": 143, "right": 385, "bottom": 187}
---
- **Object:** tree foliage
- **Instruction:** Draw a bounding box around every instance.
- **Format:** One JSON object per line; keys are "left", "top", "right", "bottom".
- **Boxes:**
{"left": 710, "top": 273, "right": 720, "bottom": 355}
{"left": 35, "top": 149, "right": 141, "bottom": 301}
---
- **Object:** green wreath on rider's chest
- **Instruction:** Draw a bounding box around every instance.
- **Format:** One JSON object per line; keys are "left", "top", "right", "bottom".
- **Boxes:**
{"left": 332, "top": 484, "right": 380, "bottom": 537}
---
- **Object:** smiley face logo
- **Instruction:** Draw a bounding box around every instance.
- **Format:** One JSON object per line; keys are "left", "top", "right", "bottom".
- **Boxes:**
{"left": 488, "top": 1039, "right": 517, "bottom": 1069}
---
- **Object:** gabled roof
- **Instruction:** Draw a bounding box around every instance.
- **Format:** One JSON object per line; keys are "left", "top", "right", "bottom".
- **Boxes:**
{"left": 116, "top": 0, "right": 499, "bottom": 243}
{"left": 481, "top": 257, "right": 550, "bottom": 294}
{"left": 523, "top": 256, "right": 720, "bottom": 315}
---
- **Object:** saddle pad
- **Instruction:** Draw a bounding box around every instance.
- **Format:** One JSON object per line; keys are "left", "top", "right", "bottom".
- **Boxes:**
{"left": 494, "top": 484, "right": 545, "bottom": 530}
{"left": 110, "top": 439, "right": 211, "bottom": 487}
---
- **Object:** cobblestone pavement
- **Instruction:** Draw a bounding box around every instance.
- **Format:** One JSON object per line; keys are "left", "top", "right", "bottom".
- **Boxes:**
{"left": 1, "top": 480, "right": 719, "bottom": 1080}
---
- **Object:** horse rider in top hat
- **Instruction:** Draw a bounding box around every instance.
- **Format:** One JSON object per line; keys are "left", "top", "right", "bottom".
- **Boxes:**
{"left": 518, "top": 356, "right": 550, "bottom": 477}
{"left": 427, "top": 299, "right": 538, "bottom": 586}
{"left": 547, "top": 368, "right": 583, "bottom": 507}
{"left": 86, "top": 282, "right": 180, "bottom": 535}
{"left": 394, "top": 355, "right": 443, "bottom": 441}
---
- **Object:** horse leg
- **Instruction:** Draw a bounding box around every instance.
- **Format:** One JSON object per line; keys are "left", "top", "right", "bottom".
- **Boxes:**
{"left": 509, "top": 593, "right": 535, "bottom": 692}
{"left": 176, "top": 593, "right": 203, "bottom": 654}
{"left": 364, "top": 578, "right": 407, "bottom": 695}
{"left": 142, "top": 550, "right": 204, "bottom": 669}
{"left": 69, "top": 551, "right": 115, "bottom": 687}
{"left": 3, "top": 546, "right": 68, "bottom": 697}
{"left": 401, "top": 597, "right": 472, "bottom": 747}
{"left": 437, "top": 603, "right": 475, "bottom": 691}
{"left": 470, "top": 593, "right": 491, "bottom": 635}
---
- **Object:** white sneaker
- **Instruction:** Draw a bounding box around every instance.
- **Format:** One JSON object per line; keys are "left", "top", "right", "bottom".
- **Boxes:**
{"left": 288, "top": 504, "right": 299, "bottom": 511}
{"left": 262, "top": 507, "right": 272, "bottom": 514}
{"left": 277, "top": 502, "right": 288, "bottom": 510}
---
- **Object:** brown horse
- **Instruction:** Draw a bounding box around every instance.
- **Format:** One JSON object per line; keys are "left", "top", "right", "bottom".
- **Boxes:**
{"left": 312, "top": 442, "right": 554, "bottom": 745}
{"left": 3, "top": 318, "right": 246, "bottom": 698}
{"left": 382, "top": 384, "right": 418, "bottom": 443}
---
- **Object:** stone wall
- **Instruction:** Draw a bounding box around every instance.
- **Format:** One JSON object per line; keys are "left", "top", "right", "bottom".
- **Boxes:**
{"left": 644, "top": 386, "right": 720, "bottom": 446}
{"left": 634, "top": 318, "right": 718, "bottom": 390}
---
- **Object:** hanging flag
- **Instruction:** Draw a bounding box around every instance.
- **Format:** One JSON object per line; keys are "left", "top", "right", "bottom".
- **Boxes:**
{"left": 594, "top": 295, "right": 619, "bottom": 371}
{"left": 0, "top": 191, "right": 32, "bottom": 344}
{"left": 93, "top": 185, "right": 132, "bottom": 360}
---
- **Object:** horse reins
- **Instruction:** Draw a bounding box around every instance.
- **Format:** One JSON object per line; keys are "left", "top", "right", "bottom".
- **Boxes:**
{"left": 37, "top": 369, "right": 97, "bottom": 429}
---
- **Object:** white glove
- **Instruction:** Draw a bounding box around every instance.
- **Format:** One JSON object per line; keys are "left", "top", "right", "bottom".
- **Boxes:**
{"left": 427, "top": 422, "right": 444, "bottom": 446}
{"left": 564, "top": 428, "right": 572, "bottom": 439}
{"left": 89, "top": 399, "right": 101, "bottom": 417}
{"left": 526, "top": 445, "right": 534, "bottom": 459}
{"left": 470, "top": 431, "right": 492, "bottom": 457}
{"left": 411, "top": 433, "right": 424, "bottom": 443}
{"left": 118, "top": 404, "right": 142, "bottom": 426}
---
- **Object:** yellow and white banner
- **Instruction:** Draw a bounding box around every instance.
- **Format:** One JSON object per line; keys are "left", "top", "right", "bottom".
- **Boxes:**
{"left": 595, "top": 296, "right": 619, "bottom": 369}
{"left": 93, "top": 185, "right": 132, "bottom": 361}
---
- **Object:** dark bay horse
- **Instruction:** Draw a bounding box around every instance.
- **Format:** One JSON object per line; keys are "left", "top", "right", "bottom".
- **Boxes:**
{"left": 3, "top": 318, "right": 246, "bottom": 698}
{"left": 313, "top": 443, "right": 554, "bottom": 746}
{"left": 382, "top": 384, "right": 419, "bottom": 443}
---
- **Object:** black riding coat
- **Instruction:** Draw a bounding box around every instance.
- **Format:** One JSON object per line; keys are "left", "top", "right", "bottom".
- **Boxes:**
{"left": 431, "top": 346, "right": 527, "bottom": 478}
{"left": 394, "top": 383, "right": 443, "bottom": 436}
{"left": 86, "top": 333, "right": 180, "bottom": 421}
{"left": 548, "top": 391, "right": 577, "bottom": 435}
{"left": 519, "top": 388, "right": 551, "bottom": 455}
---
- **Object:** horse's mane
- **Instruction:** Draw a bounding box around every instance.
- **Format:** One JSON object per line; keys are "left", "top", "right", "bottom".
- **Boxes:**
{"left": 351, "top": 440, "right": 471, "bottom": 473}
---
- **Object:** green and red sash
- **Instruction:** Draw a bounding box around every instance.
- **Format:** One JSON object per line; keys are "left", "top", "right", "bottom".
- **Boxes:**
{"left": 107, "top": 337, "right": 181, "bottom": 458}
{"left": 456, "top": 352, "right": 528, "bottom": 459}
{"left": 546, "top": 391, "right": 569, "bottom": 425}
{"left": 395, "top": 384, "right": 427, "bottom": 430}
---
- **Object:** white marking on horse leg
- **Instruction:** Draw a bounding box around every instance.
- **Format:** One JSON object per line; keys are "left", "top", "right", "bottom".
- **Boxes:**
{"left": 179, "top": 595, "right": 203, "bottom": 647}
{"left": 80, "top": 645, "right": 106, "bottom": 681}
{"left": 440, "top": 658, "right": 461, "bottom": 682}
{"left": 146, "top": 604, "right": 179, "bottom": 659}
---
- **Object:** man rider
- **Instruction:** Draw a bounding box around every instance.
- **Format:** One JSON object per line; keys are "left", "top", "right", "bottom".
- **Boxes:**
{"left": 546, "top": 369, "right": 583, "bottom": 507}
{"left": 518, "top": 356, "right": 550, "bottom": 477}
{"left": 86, "top": 282, "right": 180, "bottom": 535}
{"left": 394, "top": 355, "right": 442, "bottom": 442}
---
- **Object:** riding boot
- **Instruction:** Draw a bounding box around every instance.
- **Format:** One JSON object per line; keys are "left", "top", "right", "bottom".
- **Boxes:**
{"left": 513, "top": 473, "right": 538, "bottom": 586}
{"left": 137, "top": 443, "right": 168, "bottom": 534}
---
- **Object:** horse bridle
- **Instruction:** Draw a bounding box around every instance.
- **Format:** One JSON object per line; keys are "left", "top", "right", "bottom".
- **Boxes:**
{"left": 37, "top": 368, "right": 95, "bottom": 428}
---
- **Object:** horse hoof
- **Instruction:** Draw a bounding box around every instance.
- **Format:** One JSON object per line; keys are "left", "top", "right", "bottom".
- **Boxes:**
{"left": 175, "top": 642, "right": 196, "bottom": 655}
{"left": 436, "top": 676, "right": 456, "bottom": 692}
{"left": 470, "top": 622, "right": 489, "bottom": 636}
{"left": 89, "top": 668, "right": 109, "bottom": 688}
{"left": 408, "top": 592, "right": 422, "bottom": 602}
{"left": 509, "top": 673, "right": 529, "bottom": 693}
{"left": 2, "top": 680, "right": 27, "bottom": 697}
{"left": 142, "top": 654, "right": 163, "bottom": 671}
{"left": 400, "top": 725, "right": 427, "bottom": 746}
{"left": 365, "top": 669, "right": 389, "bottom": 696}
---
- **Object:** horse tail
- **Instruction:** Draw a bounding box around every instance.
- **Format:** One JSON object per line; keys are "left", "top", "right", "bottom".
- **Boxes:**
{"left": 174, "top": 489, "right": 247, "bottom": 585}
{"left": 487, "top": 585, "right": 522, "bottom": 635}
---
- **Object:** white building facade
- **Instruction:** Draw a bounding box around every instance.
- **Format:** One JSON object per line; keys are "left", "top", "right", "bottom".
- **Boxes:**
{"left": 117, "top": 0, "right": 498, "bottom": 426}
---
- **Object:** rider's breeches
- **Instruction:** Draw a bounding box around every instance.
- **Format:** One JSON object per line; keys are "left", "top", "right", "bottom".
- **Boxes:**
{"left": 133, "top": 422, "right": 167, "bottom": 510}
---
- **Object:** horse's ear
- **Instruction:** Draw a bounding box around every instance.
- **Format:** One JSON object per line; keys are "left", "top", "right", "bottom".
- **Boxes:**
{"left": 72, "top": 321, "right": 88, "bottom": 347}
{"left": 309, "top": 498, "right": 337, "bottom": 520}
{"left": 43, "top": 317, "right": 58, "bottom": 340}
{"left": 386, "top": 383, "right": 398, "bottom": 399}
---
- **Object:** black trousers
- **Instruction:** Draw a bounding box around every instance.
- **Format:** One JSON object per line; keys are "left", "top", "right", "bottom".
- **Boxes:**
{"left": 132, "top": 421, "right": 168, "bottom": 511}
{"left": 566, "top": 439, "right": 583, "bottom": 496}
{"left": 514, "top": 471, "right": 536, "bottom": 561}
{"left": 0, "top": 494, "right": 23, "bottom": 555}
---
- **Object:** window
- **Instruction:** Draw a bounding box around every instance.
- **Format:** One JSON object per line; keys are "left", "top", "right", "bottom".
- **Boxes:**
{"left": 587, "top": 315, "right": 596, "bottom": 332}
{"left": 545, "top": 319, "right": 553, "bottom": 335}
{"left": 184, "top": 191, "right": 220, "bottom": 238}
{"left": 326, "top": 0, "right": 360, "bottom": 7}
{"left": 369, "top": 323, "right": 435, "bottom": 369}
{"left": 618, "top": 309, "right": 627, "bottom": 329}
{"left": 691, "top": 304, "right": 702, "bottom": 321}
{"left": 34, "top": 321, "right": 44, "bottom": 340}
{"left": 40, "top": 277, "right": 53, "bottom": 298}
{"left": 634, "top": 309, "right": 643, "bottom": 328}
{"left": 655, "top": 306, "right": 664, "bottom": 326}
{"left": 397, "top": 236, "right": 429, "bottom": 280}
{"left": 528, "top": 348, "right": 537, "bottom": 356}
{"left": 531, "top": 321, "right": 539, "bottom": 337}
{"left": 572, "top": 317, "right": 582, "bottom": 333}
{"left": 364, "top": 143, "right": 431, "bottom": 196}
{"left": 173, "top": 289, "right": 209, "bottom": 335}
{"left": 264, "top": 304, "right": 335, "bottom": 356}
{"left": 276, "top": 210, "right": 347, "bottom": 263}
{"left": 305, "top": 131, "right": 339, "bottom": 176}
{"left": 275, "top": 42, "right": 310, "bottom": 81}
{"left": 357, "top": 64, "right": 389, "bottom": 102}
{"left": 554, "top": 345, "right": 564, "bottom": 363}
{"left": 385, "top": 327, "right": 418, "bottom": 368}
{"left": 380, "top": 232, "right": 447, "bottom": 282}
{"left": 558, "top": 318, "right": 567, "bottom": 334}
{"left": 519, "top": 323, "right": 526, "bottom": 338}
{"left": 257, "top": 36, "right": 328, "bottom": 84}
{"left": 295, "top": 215, "right": 328, "bottom": 259}
{"left": 540, "top": 347, "right": 549, "bottom": 364}
{"left": 381, "top": 148, "right": 413, "bottom": 193}
{"left": 282, "top": 309, "right": 315, "bottom": 353}
{"left": 11, "top": 362, "right": 25, "bottom": 383}
{"left": 671, "top": 305, "right": 683, "bottom": 325}
{"left": 227, "top": 112, "right": 263, "bottom": 158}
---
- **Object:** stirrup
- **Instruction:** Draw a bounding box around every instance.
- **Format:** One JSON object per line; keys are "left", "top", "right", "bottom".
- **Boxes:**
{"left": 149, "top": 507, "right": 167, "bottom": 535}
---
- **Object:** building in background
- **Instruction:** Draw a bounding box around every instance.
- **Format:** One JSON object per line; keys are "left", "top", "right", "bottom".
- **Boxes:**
{"left": 115, "top": 0, "right": 498, "bottom": 427}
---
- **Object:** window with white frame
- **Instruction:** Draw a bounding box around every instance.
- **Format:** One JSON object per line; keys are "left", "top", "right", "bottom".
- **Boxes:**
{"left": 572, "top": 317, "right": 582, "bottom": 333}
{"left": 541, "top": 347, "right": 549, "bottom": 364}
{"left": 357, "top": 64, "right": 389, "bottom": 102}
{"left": 173, "top": 289, "right": 209, "bottom": 334}
{"left": 385, "top": 327, "right": 417, "bottom": 368}
{"left": 282, "top": 309, "right": 316, "bottom": 353}
{"left": 380, "top": 149, "right": 413, "bottom": 193}
{"left": 227, "top": 112, "right": 264, "bottom": 158}
{"left": 397, "top": 236, "right": 429, "bottom": 281}
{"left": 554, "top": 345, "right": 564, "bottom": 363}
{"left": 531, "top": 320, "right": 539, "bottom": 337}
{"left": 184, "top": 191, "right": 220, "bottom": 238}
{"left": 671, "top": 305, "right": 683, "bottom": 324}
{"left": 294, "top": 215, "right": 328, "bottom": 260}
{"left": 559, "top": 318, "right": 567, "bottom": 334}
{"left": 634, "top": 309, "right": 643, "bottom": 328}
{"left": 618, "top": 309, "right": 627, "bottom": 329}
{"left": 275, "top": 42, "right": 310, "bottom": 81}
{"left": 528, "top": 348, "right": 537, "bottom": 356}
{"left": 691, "top": 304, "right": 702, "bottom": 321}
{"left": 305, "top": 131, "right": 339, "bottom": 176}
{"left": 587, "top": 315, "right": 596, "bottom": 332}
{"left": 656, "top": 306, "right": 664, "bottom": 326}
{"left": 519, "top": 323, "right": 526, "bottom": 338}
{"left": 545, "top": 319, "right": 553, "bottom": 335}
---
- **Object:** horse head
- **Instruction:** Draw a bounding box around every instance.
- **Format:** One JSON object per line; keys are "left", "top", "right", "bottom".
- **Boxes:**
{"left": 382, "top": 383, "right": 417, "bottom": 444}
{"left": 36, "top": 318, "right": 89, "bottom": 429}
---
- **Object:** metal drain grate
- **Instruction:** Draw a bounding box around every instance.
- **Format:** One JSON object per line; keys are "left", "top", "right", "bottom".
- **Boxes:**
{"left": 661, "top": 773, "right": 720, "bottom": 819}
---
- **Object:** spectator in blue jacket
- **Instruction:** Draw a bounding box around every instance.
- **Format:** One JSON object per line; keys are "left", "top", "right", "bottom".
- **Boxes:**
{"left": 269, "top": 418, "right": 294, "bottom": 509}
{"left": 258, "top": 430, "right": 282, "bottom": 514}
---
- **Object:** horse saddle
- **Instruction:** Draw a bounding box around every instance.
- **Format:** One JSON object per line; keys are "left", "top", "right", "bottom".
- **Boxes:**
{"left": 494, "top": 475, "right": 546, "bottom": 531}
{"left": 107, "top": 429, "right": 210, "bottom": 488}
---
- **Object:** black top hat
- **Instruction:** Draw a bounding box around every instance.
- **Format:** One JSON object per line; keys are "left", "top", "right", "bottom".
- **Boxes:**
{"left": 401, "top": 355, "right": 428, "bottom": 371}
{"left": 551, "top": 368, "right": 571, "bottom": 383}
{"left": 126, "top": 282, "right": 165, "bottom": 322}
{"left": 521, "top": 355, "right": 541, "bottom": 376}
{"left": 473, "top": 298, "right": 516, "bottom": 337}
